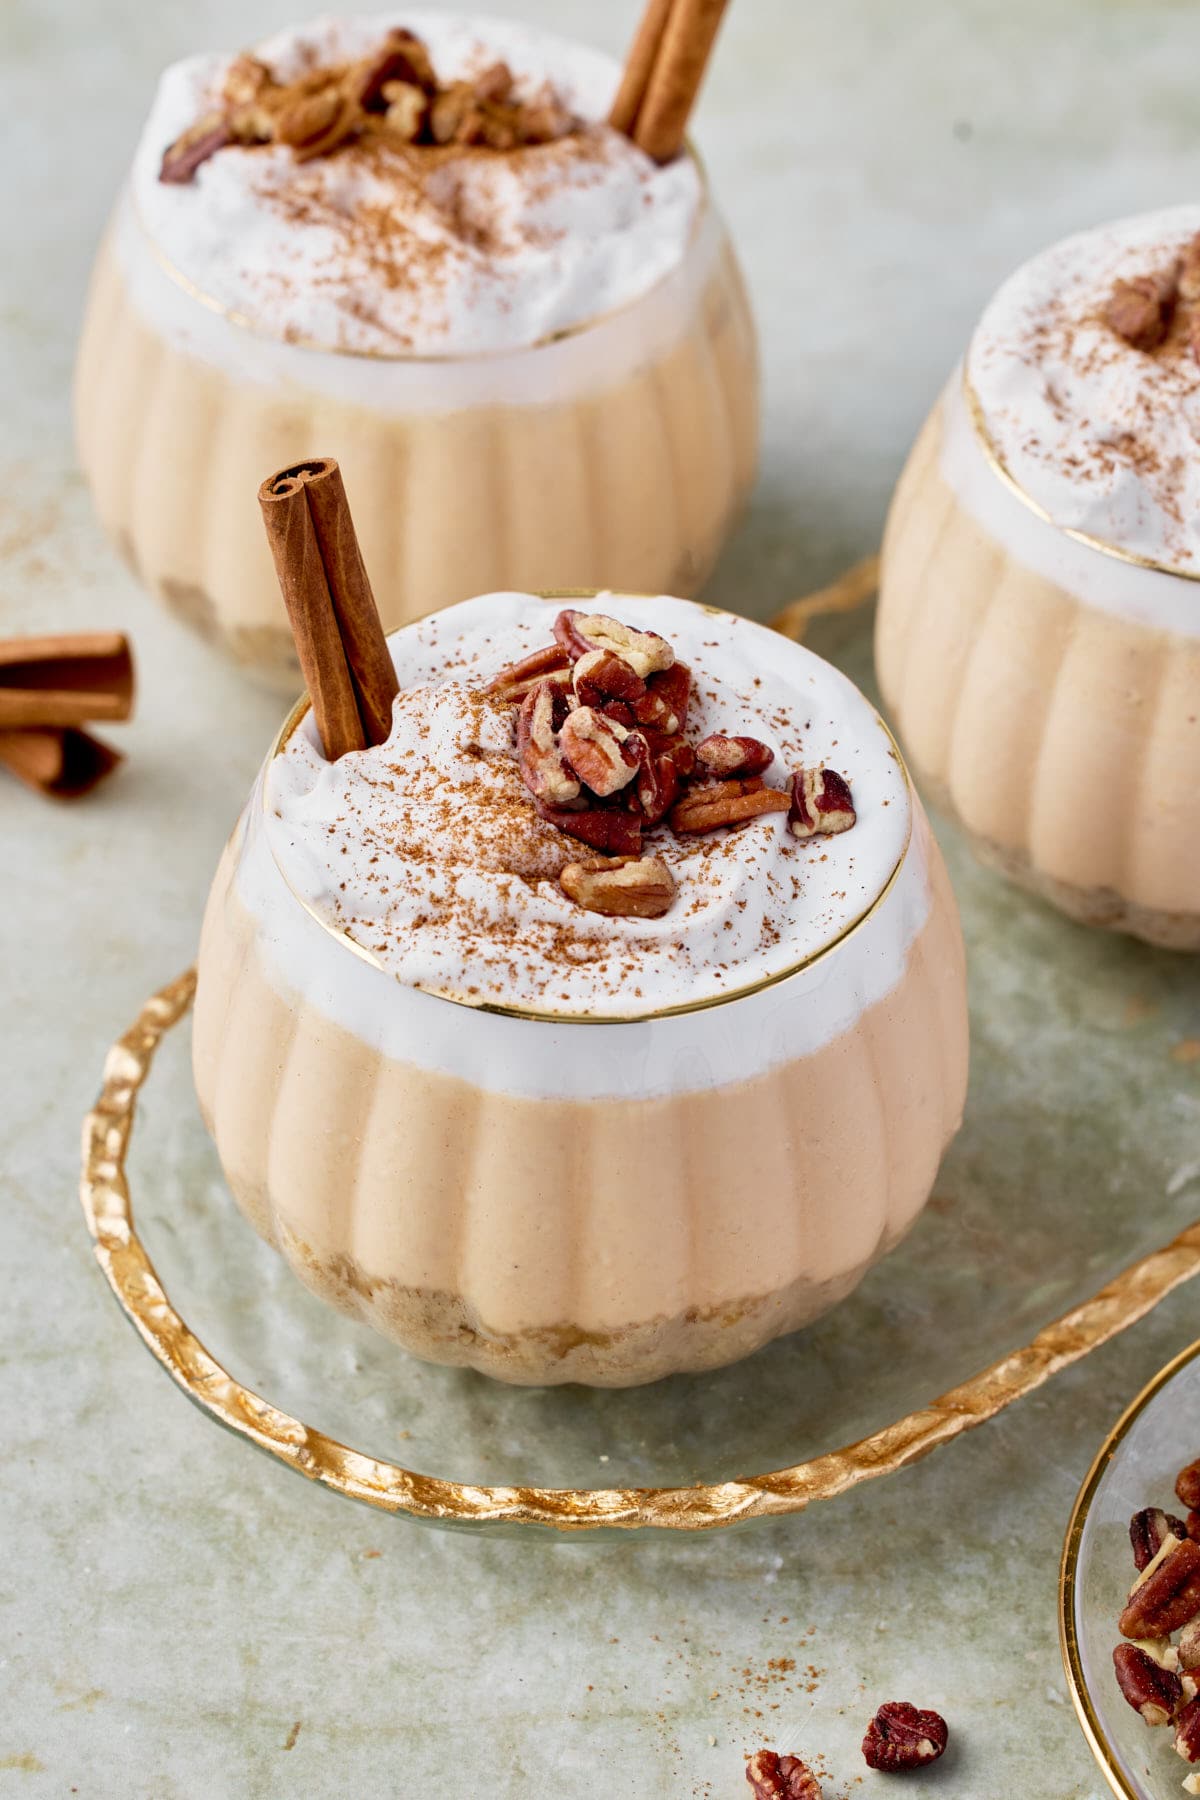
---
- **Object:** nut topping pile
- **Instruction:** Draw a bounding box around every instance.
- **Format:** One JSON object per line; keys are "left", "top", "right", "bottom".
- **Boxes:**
{"left": 489, "top": 608, "right": 857, "bottom": 919}
{"left": 160, "top": 26, "right": 575, "bottom": 184}
{"left": 1111, "top": 1456, "right": 1200, "bottom": 1783}
{"left": 1107, "top": 233, "right": 1200, "bottom": 361}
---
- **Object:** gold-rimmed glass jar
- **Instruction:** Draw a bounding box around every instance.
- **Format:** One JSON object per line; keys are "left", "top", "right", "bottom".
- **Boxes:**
{"left": 876, "top": 207, "right": 1200, "bottom": 951}
{"left": 190, "top": 589, "right": 968, "bottom": 1388}
{"left": 73, "top": 21, "right": 758, "bottom": 685}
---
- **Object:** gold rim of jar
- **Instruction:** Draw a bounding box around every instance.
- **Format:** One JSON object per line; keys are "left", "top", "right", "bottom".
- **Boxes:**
{"left": 260, "top": 589, "right": 917, "bottom": 1026}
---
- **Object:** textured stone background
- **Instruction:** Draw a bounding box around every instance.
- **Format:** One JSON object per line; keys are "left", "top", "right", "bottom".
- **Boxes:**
{"left": 4, "top": 1, "right": 1200, "bottom": 1795}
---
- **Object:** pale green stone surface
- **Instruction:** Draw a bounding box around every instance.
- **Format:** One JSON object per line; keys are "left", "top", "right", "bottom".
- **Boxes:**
{"left": 3, "top": 1, "right": 1200, "bottom": 1795}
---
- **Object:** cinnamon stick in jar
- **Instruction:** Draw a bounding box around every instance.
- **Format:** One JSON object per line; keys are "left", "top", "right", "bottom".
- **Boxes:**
{"left": 258, "top": 458, "right": 398, "bottom": 761}
{"left": 632, "top": 0, "right": 730, "bottom": 164}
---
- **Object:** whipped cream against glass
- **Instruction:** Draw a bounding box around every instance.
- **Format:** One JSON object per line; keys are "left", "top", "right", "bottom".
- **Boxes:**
{"left": 967, "top": 204, "right": 1200, "bottom": 574}
{"left": 133, "top": 12, "right": 702, "bottom": 357}
{"left": 264, "top": 593, "right": 909, "bottom": 1019}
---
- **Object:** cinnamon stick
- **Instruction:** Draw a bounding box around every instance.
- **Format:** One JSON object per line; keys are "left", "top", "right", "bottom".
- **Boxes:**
{"left": 633, "top": 0, "right": 730, "bottom": 163}
{"left": 258, "top": 458, "right": 398, "bottom": 761}
{"left": 0, "top": 632, "right": 134, "bottom": 730}
{"left": 609, "top": 0, "right": 674, "bottom": 136}
{"left": 0, "top": 727, "right": 123, "bottom": 799}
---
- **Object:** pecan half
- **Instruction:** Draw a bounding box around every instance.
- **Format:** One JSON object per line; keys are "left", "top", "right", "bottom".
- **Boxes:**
{"left": 274, "top": 84, "right": 344, "bottom": 147}
{"left": 1132, "top": 1508, "right": 1189, "bottom": 1572}
{"left": 559, "top": 707, "right": 638, "bottom": 798}
{"left": 1107, "top": 274, "right": 1173, "bottom": 351}
{"left": 517, "top": 679, "right": 580, "bottom": 807}
{"left": 554, "top": 609, "right": 675, "bottom": 679}
{"left": 1121, "top": 1538, "right": 1200, "bottom": 1639}
{"left": 629, "top": 732, "right": 682, "bottom": 826}
{"left": 1178, "top": 1460, "right": 1200, "bottom": 1510}
{"left": 573, "top": 649, "right": 647, "bottom": 708}
{"left": 535, "top": 800, "right": 642, "bottom": 857}
{"left": 1113, "top": 1643, "right": 1183, "bottom": 1726}
{"left": 745, "top": 1749, "right": 822, "bottom": 1799}
{"left": 861, "top": 1701, "right": 948, "bottom": 1772}
{"left": 352, "top": 27, "right": 439, "bottom": 108}
{"left": 788, "top": 767, "right": 856, "bottom": 839}
{"left": 633, "top": 661, "right": 691, "bottom": 735}
{"left": 487, "top": 643, "right": 570, "bottom": 703}
{"left": 670, "top": 778, "right": 791, "bottom": 835}
{"left": 560, "top": 854, "right": 675, "bottom": 919}
{"left": 159, "top": 114, "right": 233, "bottom": 184}
{"left": 1178, "top": 1695, "right": 1200, "bottom": 1762}
{"left": 696, "top": 733, "right": 774, "bottom": 779}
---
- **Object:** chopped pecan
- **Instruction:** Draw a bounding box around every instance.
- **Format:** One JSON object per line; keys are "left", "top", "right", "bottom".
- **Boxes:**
{"left": 560, "top": 854, "right": 675, "bottom": 919}
{"left": 274, "top": 85, "right": 360, "bottom": 160}
{"left": 670, "top": 779, "right": 791, "bottom": 835}
{"left": 381, "top": 80, "right": 428, "bottom": 141}
{"left": 861, "top": 1702, "right": 949, "bottom": 1773}
{"left": 429, "top": 81, "right": 482, "bottom": 144}
{"left": 788, "top": 766, "right": 856, "bottom": 839}
{"left": 1177, "top": 1461, "right": 1200, "bottom": 1510}
{"left": 629, "top": 732, "right": 682, "bottom": 826}
{"left": 473, "top": 60, "right": 515, "bottom": 104}
{"left": 1132, "top": 1508, "right": 1189, "bottom": 1572}
{"left": 353, "top": 27, "right": 439, "bottom": 108}
{"left": 518, "top": 92, "right": 575, "bottom": 143}
{"left": 517, "top": 680, "right": 580, "bottom": 807}
{"left": 1113, "top": 1643, "right": 1183, "bottom": 1726}
{"left": 1182, "top": 1622, "right": 1200, "bottom": 1673}
{"left": 573, "top": 649, "right": 647, "bottom": 708}
{"left": 600, "top": 699, "right": 638, "bottom": 729}
{"left": 1107, "top": 274, "right": 1174, "bottom": 351}
{"left": 696, "top": 733, "right": 774, "bottom": 779}
{"left": 1121, "top": 1538, "right": 1200, "bottom": 1639}
{"left": 535, "top": 800, "right": 642, "bottom": 857}
{"left": 559, "top": 707, "right": 638, "bottom": 798}
{"left": 487, "top": 643, "right": 570, "bottom": 703}
{"left": 633, "top": 661, "right": 691, "bottom": 735}
{"left": 222, "top": 54, "right": 273, "bottom": 108}
{"left": 745, "top": 1749, "right": 822, "bottom": 1799}
{"left": 1178, "top": 1695, "right": 1200, "bottom": 1762}
{"left": 159, "top": 114, "right": 233, "bottom": 184}
{"left": 554, "top": 609, "right": 675, "bottom": 679}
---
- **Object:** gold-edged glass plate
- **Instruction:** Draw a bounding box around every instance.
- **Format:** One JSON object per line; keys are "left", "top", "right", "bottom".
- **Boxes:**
{"left": 1062, "top": 1342, "right": 1200, "bottom": 1799}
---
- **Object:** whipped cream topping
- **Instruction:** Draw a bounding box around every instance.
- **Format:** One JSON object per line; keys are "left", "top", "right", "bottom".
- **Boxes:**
{"left": 968, "top": 205, "right": 1200, "bottom": 574}
{"left": 263, "top": 592, "right": 910, "bottom": 1020}
{"left": 132, "top": 12, "right": 702, "bottom": 357}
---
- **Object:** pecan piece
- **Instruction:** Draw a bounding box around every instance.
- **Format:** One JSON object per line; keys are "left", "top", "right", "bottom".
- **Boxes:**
{"left": 745, "top": 1749, "right": 822, "bottom": 1799}
{"left": 275, "top": 86, "right": 360, "bottom": 160}
{"left": 1181, "top": 233, "right": 1200, "bottom": 303}
{"left": 222, "top": 54, "right": 273, "bottom": 108}
{"left": 1177, "top": 1460, "right": 1200, "bottom": 1510}
{"left": 670, "top": 779, "right": 791, "bottom": 835}
{"left": 629, "top": 732, "right": 682, "bottom": 826}
{"left": 788, "top": 767, "right": 856, "bottom": 839}
{"left": 535, "top": 800, "right": 642, "bottom": 857}
{"left": 1179, "top": 1695, "right": 1200, "bottom": 1762}
{"left": 1182, "top": 1622, "right": 1200, "bottom": 1673}
{"left": 487, "top": 643, "right": 570, "bottom": 703}
{"left": 573, "top": 648, "right": 647, "bottom": 708}
{"left": 517, "top": 92, "right": 575, "bottom": 144}
{"left": 352, "top": 27, "right": 438, "bottom": 106}
{"left": 159, "top": 114, "right": 233, "bottom": 184}
{"left": 1121, "top": 1538, "right": 1200, "bottom": 1639}
{"left": 1107, "top": 274, "right": 1173, "bottom": 351}
{"left": 517, "top": 679, "right": 580, "bottom": 807}
{"left": 381, "top": 81, "right": 428, "bottom": 141}
{"left": 560, "top": 854, "right": 675, "bottom": 919}
{"left": 696, "top": 733, "right": 774, "bottom": 779}
{"left": 861, "top": 1701, "right": 949, "bottom": 1773}
{"left": 473, "top": 60, "right": 515, "bottom": 104}
{"left": 1113, "top": 1643, "right": 1183, "bottom": 1725}
{"left": 554, "top": 609, "right": 675, "bottom": 679}
{"left": 430, "top": 82, "right": 483, "bottom": 145}
{"left": 633, "top": 661, "right": 691, "bottom": 735}
{"left": 559, "top": 707, "right": 638, "bottom": 798}
{"left": 1132, "top": 1507, "right": 1188, "bottom": 1572}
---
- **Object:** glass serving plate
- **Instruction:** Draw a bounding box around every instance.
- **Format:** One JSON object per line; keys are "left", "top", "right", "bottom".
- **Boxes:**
{"left": 1062, "top": 1342, "right": 1200, "bottom": 1799}
{"left": 80, "top": 576, "right": 1200, "bottom": 1534}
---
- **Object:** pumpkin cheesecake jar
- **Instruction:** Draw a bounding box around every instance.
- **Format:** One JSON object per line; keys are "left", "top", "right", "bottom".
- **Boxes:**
{"left": 74, "top": 14, "right": 758, "bottom": 681}
{"left": 878, "top": 206, "right": 1200, "bottom": 949}
{"left": 192, "top": 590, "right": 968, "bottom": 1387}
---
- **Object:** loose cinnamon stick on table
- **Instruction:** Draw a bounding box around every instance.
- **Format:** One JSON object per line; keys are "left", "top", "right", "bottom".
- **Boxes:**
{"left": 0, "top": 632, "right": 134, "bottom": 730}
{"left": 258, "top": 458, "right": 399, "bottom": 761}
{"left": 610, "top": 0, "right": 730, "bottom": 163}
{"left": 0, "top": 726, "right": 123, "bottom": 799}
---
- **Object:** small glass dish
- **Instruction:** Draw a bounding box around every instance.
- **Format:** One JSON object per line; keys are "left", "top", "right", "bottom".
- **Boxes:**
{"left": 1061, "top": 1338, "right": 1200, "bottom": 1799}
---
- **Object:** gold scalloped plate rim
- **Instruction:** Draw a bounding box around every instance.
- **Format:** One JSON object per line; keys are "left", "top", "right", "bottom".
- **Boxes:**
{"left": 80, "top": 969, "right": 1200, "bottom": 1534}
{"left": 1059, "top": 1336, "right": 1200, "bottom": 1799}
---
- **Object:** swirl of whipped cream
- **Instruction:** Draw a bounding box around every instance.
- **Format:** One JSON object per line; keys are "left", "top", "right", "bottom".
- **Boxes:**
{"left": 262, "top": 592, "right": 911, "bottom": 1020}
{"left": 131, "top": 11, "right": 703, "bottom": 357}
{"left": 967, "top": 204, "right": 1200, "bottom": 574}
